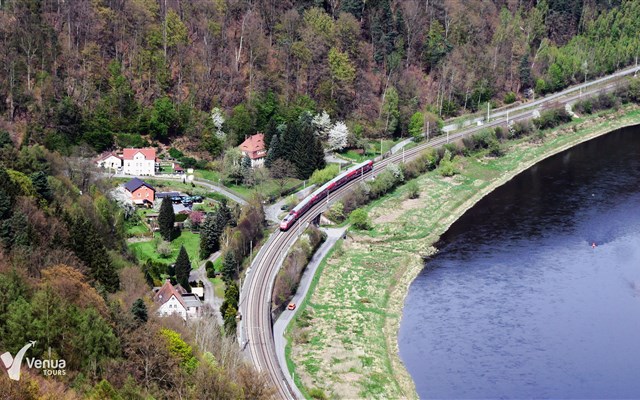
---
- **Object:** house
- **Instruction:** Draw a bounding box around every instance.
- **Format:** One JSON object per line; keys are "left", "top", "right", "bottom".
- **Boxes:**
{"left": 153, "top": 279, "right": 203, "bottom": 321}
{"left": 239, "top": 133, "right": 267, "bottom": 167}
{"left": 95, "top": 152, "right": 123, "bottom": 171}
{"left": 124, "top": 177, "right": 156, "bottom": 206}
{"left": 122, "top": 148, "right": 156, "bottom": 176}
{"left": 173, "top": 163, "right": 185, "bottom": 174}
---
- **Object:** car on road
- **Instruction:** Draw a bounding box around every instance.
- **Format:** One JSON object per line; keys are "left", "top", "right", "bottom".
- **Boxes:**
{"left": 287, "top": 303, "right": 296, "bottom": 310}
{"left": 280, "top": 204, "right": 289, "bottom": 211}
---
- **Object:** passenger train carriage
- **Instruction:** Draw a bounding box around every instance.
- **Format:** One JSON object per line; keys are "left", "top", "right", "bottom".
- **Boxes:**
{"left": 280, "top": 160, "right": 374, "bottom": 231}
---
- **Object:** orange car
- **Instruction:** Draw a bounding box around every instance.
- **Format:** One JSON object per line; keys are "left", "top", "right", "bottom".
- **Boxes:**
{"left": 287, "top": 303, "right": 296, "bottom": 310}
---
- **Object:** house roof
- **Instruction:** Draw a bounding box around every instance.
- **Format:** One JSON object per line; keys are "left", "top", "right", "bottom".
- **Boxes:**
{"left": 124, "top": 177, "right": 155, "bottom": 193}
{"left": 95, "top": 152, "right": 121, "bottom": 163}
{"left": 122, "top": 147, "right": 156, "bottom": 161}
{"left": 239, "top": 133, "right": 266, "bottom": 159}
{"left": 153, "top": 279, "right": 187, "bottom": 310}
{"left": 182, "top": 293, "right": 203, "bottom": 308}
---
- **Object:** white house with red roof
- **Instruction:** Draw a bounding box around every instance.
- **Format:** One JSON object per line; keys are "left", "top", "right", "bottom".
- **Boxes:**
{"left": 239, "top": 133, "right": 267, "bottom": 167}
{"left": 95, "top": 152, "right": 123, "bottom": 171}
{"left": 153, "top": 279, "right": 203, "bottom": 321}
{"left": 122, "top": 147, "right": 156, "bottom": 176}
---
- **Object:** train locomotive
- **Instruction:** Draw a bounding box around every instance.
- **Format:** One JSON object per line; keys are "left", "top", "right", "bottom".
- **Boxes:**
{"left": 279, "top": 160, "right": 374, "bottom": 231}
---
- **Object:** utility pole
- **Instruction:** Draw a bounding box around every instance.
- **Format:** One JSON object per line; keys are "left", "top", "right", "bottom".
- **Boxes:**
{"left": 426, "top": 121, "right": 430, "bottom": 142}
{"left": 402, "top": 147, "right": 405, "bottom": 163}
{"left": 487, "top": 102, "right": 490, "bottom": 122}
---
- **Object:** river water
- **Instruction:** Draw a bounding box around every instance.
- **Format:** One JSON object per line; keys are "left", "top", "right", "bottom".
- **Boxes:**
{"left": 398, "top": 126, "right": 640, "bottom": 399}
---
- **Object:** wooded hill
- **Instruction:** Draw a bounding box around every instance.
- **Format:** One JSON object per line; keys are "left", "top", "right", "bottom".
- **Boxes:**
{"left": 1, "top": 0, "right": 640, "bottom": 157}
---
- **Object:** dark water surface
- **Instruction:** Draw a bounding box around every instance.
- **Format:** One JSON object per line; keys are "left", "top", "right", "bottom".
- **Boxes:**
{"left": 398, "top": 126, "right": 640, "bottom": 399}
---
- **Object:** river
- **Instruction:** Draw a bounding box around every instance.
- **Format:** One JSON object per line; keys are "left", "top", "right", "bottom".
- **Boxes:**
{"left": 398, "top": 126, "right": 640, "bottom": 399}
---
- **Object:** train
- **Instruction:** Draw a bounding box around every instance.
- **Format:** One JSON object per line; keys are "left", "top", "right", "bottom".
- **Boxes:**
{"left": 280, "top": 160, "right": 374, "bottom": 231}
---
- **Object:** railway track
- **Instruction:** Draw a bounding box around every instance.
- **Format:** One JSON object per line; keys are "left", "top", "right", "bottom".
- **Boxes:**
{"left": 239, "top": 66, "right": 640, "bottom": 399}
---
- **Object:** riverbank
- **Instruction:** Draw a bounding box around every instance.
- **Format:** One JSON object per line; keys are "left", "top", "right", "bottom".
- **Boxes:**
{"left": 286, "top": 105, "right": 640, "bottom": 399}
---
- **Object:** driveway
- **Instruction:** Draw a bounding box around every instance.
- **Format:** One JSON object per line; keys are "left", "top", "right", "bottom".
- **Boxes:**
{"left": 190, "top": 251, "right": 223, "bottom": 325}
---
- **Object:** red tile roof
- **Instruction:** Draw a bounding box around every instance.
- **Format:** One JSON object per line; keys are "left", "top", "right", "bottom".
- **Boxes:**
{"left": 122, "top": 147, "right": 156, "bottom": 160}
{"left": 239, "top": 133, "right": 266, "bottom": 160}
{"left": 153, "top": 279, "right": 187, "bottom": 310}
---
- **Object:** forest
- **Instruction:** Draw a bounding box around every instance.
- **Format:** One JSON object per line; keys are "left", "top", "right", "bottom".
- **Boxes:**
{"left": 2, "top": 0, "right": 640, "bottom": 397}
{"left": 1, "top": 0, "right": 640, "bottom": 159}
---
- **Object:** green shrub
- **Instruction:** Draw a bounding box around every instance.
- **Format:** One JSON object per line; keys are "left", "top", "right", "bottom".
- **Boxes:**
{"left": 309, "top": 164, "right": 339, "bottom": 186}
{"left": 406, "top": 181, "right": 419, "bottom": 199}
{"left": 503, "top": 92, "right": 516, "bottom": 104}
{"left": 169, "top": 147, "right": 184, "bottom": 159}
{"left": 308, "top": 388, "right": 328, "bottom": 400}
{"left": 350, "top": 208, "right": 371, "bottom": 230}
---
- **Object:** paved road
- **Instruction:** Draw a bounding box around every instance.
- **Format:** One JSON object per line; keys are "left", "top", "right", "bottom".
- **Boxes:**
{"left": 111, "top": 172, "right": 248, "bottom": 205}
{"left": 189, "top": 251, "right": 223, "bottom": 325}
{"left": 240, "top": 66, "right": 640, "bottom": 399}
{"left": 272, "top": 226, "right": 349, "bottom": 399}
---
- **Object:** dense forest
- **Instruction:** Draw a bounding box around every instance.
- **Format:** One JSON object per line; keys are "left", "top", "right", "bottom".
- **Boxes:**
{"left": 1, "top": 0, "right": 640, "bottom": 158}
{"left": 2, "top": 0, "right": 640, "bottom": 397}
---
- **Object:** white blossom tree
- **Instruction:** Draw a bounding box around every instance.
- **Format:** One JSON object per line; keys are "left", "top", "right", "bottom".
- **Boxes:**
{"left": 211, "top": 107, "right": 226, "bottom": 140}
{"left": 328, "top": 121, "right": 349, "bottom": 152}
{"left": 312, "top": 110, "right": 332, "bottom": 139}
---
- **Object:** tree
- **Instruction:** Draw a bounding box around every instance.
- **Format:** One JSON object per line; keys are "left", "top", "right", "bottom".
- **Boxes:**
{"left": 264, "top": 135, "right": 282, "bottom": 168}
{"left": 149, "top": 97, "right": 179, "bottom": 141}
{"left": 269, "top": 159, "right": 296, "bottom": 195}
{"left": 199, "top": 205, "right": 228, "bottom": 259}
{"left": 312, "top": 111, "right": 332, "bottom": 139}
{"left": 328, "top": 121, "right": 349, "bottom": 152}
{"left": 30, "top": 171, "right": 53, "bottom": 202}
{"left": 381, "top": 86, "right": 400, "bottom": 136}
{"left": 158, "top": 197, "right": 175, "bottom": 241}
{"left": 221, "top": 251, "right": 237, "bottom": 282}
{"left": 174, "top": 245, "right": 191, "bottom": 291}
{"left": 408, "top": 111, "right": 424, "bottom": 139}
{"left": 227, "top": 104, "right": 254, "bottom": 146}
{"left": 350, "top": 208, "right": 371, "bottom": 230}
{"left": 131, "top": 298, "right": 148, "bottom": 324}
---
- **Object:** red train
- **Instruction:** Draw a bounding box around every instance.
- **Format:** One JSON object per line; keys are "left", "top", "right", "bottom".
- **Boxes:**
{"left": 280, "top": 160, "right": 374, "bottom": 231}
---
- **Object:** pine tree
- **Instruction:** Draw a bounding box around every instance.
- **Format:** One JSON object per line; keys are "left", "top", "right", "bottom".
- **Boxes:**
{"left": 218, "top": 198, "right": 233, "bottom": 227}
{"left": 158, "top": 196, "right": 175, "bottom": 241}
{"left": 131, "top": 298, "right": 148, "bottom": 323}
{"left": 221, "top": 251, "right": 237, "bottom": 282}
{"left": 199, "top": 203, "right": 230, "bottom": 259}
{"left": 265, "top": 134, "right": 282, "bottom": 168}
{"left": 174, "top": 245, "right": 191, "bottom": 291}
{"left": 68, "top": 215, "right": 120, "bottom": 292}
{"left": 30, "top": 171, "right": 53, "bottom": 202}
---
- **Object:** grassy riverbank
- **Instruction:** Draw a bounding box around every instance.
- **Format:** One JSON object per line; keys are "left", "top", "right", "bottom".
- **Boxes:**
{"left": 286, "top": 105, "right": 640, "bottom": 399}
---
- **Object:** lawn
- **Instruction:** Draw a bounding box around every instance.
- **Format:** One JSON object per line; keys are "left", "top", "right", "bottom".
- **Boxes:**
{"left": 194, "top": 169, "right": 221, "bottom": 182}
{"left": 210, "top": 277, "right": 225, "bottom": 298}
{"left": 227, "top": 177, "right": 302, "bottom": 200}
{"left": 339, "top": 139, "right": 400, "bottom": 162}
{"left": 128, "top": 231, "right": 202, "bottom": 267}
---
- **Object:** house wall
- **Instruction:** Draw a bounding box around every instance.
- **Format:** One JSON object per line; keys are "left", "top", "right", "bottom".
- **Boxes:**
{"left": 131, "top": 186, "right": 155, "bottom": 204}
{"left": 97, "top": 156, "right": 123, "bottom": 171}
{"left": 123, "top": 152, "right": 155, "bottom": 176}
{"left": 158, "top": 296, "right": 186, "bottom": 319}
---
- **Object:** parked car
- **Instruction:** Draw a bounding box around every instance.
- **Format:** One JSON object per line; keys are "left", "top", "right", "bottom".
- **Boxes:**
{"left": 287, "top": 303, "right": 296, "bottom": 310}
{"left": 280, "top": 204, "right": 290, "bottom": 211}
{"left": 171, "top": 196, "right": 183, "bottom": 204}
{"left": 191, "top": 195, "right": 203, "bottom": 203}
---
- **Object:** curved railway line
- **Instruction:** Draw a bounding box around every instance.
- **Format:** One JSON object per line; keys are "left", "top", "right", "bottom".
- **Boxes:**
{"left": 239, "top": 65, "right": 640, "bottom": 399}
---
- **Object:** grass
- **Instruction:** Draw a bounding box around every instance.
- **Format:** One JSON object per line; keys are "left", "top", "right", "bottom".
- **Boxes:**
{"left": 339, "top": 139, "right": 400, "bottom": 162}
{"left": 210, "top": 277, "right": 225, "bottom": 298}
{"left": 128, "top": 231, "right": 202, "bottom": 267}
{"left": 194, "top": 169, "right": 221, "bottom": 182}
{"left": 227, "top": 177, "right": 302, "bottom": 200}
{"left": 125, "top": 222, "right": 148, "bottom": 236}
{"left": 286, "top": 104, "right": 640, "bottom": 399}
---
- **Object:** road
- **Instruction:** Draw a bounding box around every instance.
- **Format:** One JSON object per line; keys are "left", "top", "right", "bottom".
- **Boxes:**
{"left": 239, "top": 66, "right": 640, "bottom": 399}
{"left": 272, "top": 226, "right": 349, "bottom": 399}
{"left": 189, "top": 251, "right": 223, "bottom": 325}
{"left": 111, "top": 172, "right": 248, "bottom": 205}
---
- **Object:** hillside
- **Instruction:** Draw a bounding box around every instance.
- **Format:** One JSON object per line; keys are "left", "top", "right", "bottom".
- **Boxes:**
{"left": 1, "top": 0, "right": 639, "bottom": 157}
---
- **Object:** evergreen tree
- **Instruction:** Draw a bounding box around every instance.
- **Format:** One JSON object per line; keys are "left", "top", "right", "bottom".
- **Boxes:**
{"left": 174, "top": 245, "right": 191, "bottom": 291}
{"left": 30, "top": 171, "right": 53, "bottom": 202}
{"left": 221, "top": 251, "right": 237, "bottom": 282}
{"left": 68, "top": 215, "right": 120, "bottom": 292}
{"left": 218, "top": 198, "right": 234, "bottom": 227}
{"left": 158, "top": 197, "right": 175, "bottom": 241}
{"left": 131, "top": 298, "right": 148, "bottom": 323}
{"left": 199, "top": 204, "right": 229, "bottom": 259}
{"left": 265, "top": 134, "right": 282, "bottom": 168}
